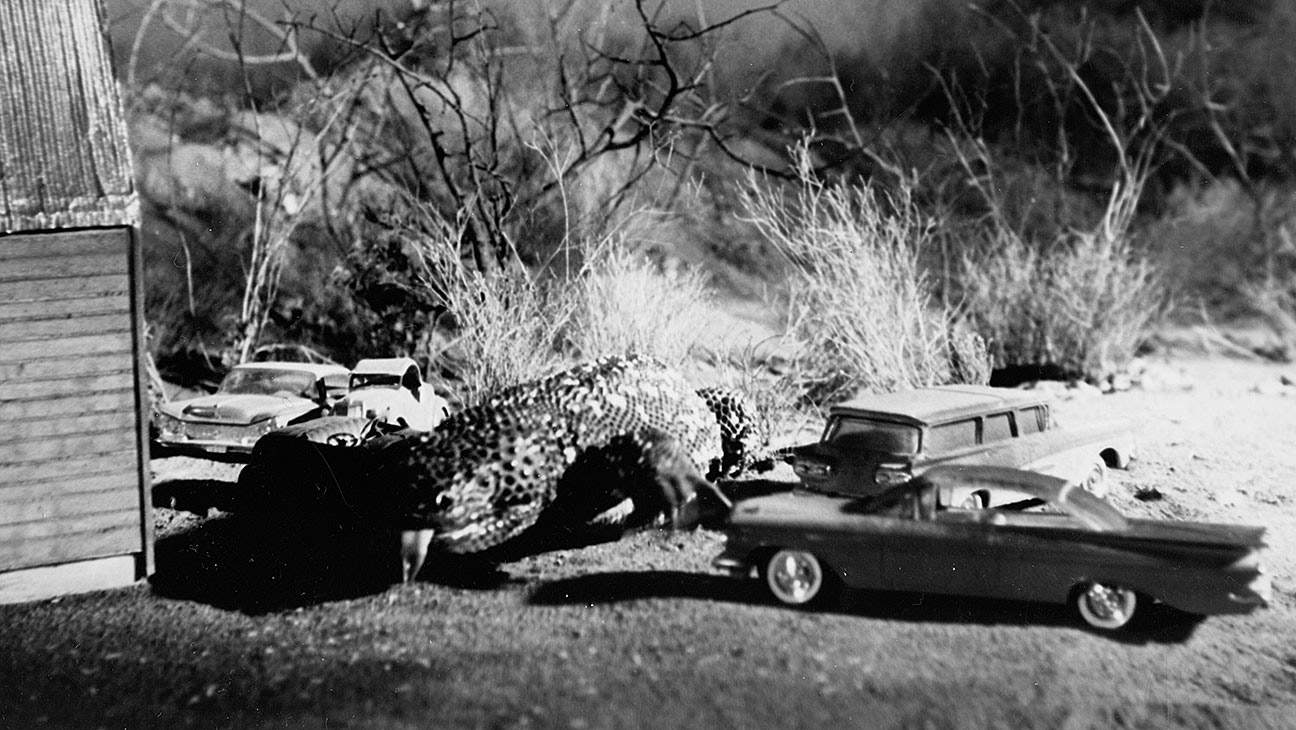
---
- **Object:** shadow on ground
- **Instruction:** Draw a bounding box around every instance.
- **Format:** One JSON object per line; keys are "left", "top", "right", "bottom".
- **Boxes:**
{"left": 150, "top": 509, "right": 553, "bottom": 612}
{"left": 152, "top": 479, "right": 243, "bottom": 514}
{"left": 150, "top": 514, "right": 407, "bottom": 613}
{"left": 528, "top": 570, "right": 1203, "bottom": 644}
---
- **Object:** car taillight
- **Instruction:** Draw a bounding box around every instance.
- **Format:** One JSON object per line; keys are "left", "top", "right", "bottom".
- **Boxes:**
{"left": 875, "top": 465, "right": 912, "bottom": 487}
{"left": 793, "top": 459, "right": 832, "bottom": 479}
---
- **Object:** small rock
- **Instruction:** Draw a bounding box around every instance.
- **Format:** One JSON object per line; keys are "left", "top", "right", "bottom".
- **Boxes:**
{"left": 1024, "top": 380, "right": 1068, "bottom": 395}
{"left": 1253, "top": 381, "right": 1286, "bottom": 397}
{"left": 1280, "top": 372, "right": 1296, "bottom": 387}
{"left": 1134, "top": 486, "right": 1164, "bottom": 501}
{"left": 1110, "top": 373, "right": 1133, "bottom": 392}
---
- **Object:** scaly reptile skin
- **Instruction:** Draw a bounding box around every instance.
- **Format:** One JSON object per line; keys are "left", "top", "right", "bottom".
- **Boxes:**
{"left": 373, "top": 355, "right": 767, "bottom": 559}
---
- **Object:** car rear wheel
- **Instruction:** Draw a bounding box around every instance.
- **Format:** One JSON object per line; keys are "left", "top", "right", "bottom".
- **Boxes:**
{"left": 1080, "top": 460, "right": 1108, "bottom": 498}
{"left": 1074, "top": 581, "right": 1138, "bottom": 630}
{"left": 763, "top": 549, "right": 837, "bottom": 607}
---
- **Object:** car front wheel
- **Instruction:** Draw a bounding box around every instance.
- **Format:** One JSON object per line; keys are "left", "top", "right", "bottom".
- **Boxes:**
{"left": 1074, "top": 581, "right": 1138, "bottom": 630}
{"left": 763, "top": 549, "right": 837, "bottom": 607}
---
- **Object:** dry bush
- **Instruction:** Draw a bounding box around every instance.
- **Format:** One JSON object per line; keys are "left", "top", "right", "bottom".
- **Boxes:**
{"left": 566, "top": 234, "right": 714, "bottom": 367}
{"left": 343, "top": 204, "right": 573, "bottom": 405}
{"left": 435, "top": 264, "right": 574, "bottom": 405}
{"left": 432, "top": 287, "right": 572, "bottom": 406}
{"left": 354, "top": 201, "right": 727, "bottom": 403}
{"left": 741, "top": 154, "right": 990, "bottom": 404}
{"left": 952, "top": 133, "right": 1165, "bottom": 381}
{"left": 959, "top": 224, "right": 1163, "bottom": 380}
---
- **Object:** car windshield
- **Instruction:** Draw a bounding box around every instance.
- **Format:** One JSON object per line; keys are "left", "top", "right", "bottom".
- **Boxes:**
{"left": 1057, "top": 484, "right": 1128, "bottom": 531}
{"left": 219, "top": 368, "right": 317, "bottom": 398}
{"left": 351, "top": 373, "right": 401, "bottom": 390}
{"left": 825, "top": 417, "right": 920, "bottom": 454}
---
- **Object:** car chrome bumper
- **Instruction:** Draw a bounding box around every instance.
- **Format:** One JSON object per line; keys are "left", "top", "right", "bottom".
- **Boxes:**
{"left": 712, "top": 554, "right": 750, "bottom": 577}
{"left": 154, "top": 438, "right": 256, "bottom": 459}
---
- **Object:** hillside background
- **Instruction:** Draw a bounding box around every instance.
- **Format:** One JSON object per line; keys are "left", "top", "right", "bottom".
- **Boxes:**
{"left": 105, "top": 0, "right": 1296, "bottom": 409}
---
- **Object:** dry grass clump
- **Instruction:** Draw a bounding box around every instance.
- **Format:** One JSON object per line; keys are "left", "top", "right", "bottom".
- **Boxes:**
{"left": 391, "top": 208, "right": 718, "bottom": 403}
{"left": 957, "top": 179, "right": 1165, "bottom": 381}
{"left": 566, "top": 235, "right": 714, "bottom": 367}
{"left": 741, "top": 157, "right": 990, "bottom": 404}
{"left": 434, "top": 264, "right": 574, "bottom": 405}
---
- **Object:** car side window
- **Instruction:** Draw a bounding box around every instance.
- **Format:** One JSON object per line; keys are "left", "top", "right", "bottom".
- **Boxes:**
{"left": 925, "top": 419, "right": 977, "bottom": 453}
{"left": 983, "top": 413, "right": 1013, "bottom": 443}
{"left": 1017, "top": 407, "right": 1043, "bottom": 434}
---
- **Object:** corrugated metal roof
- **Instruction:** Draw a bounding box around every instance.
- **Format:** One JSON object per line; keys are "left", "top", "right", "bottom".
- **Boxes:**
{"left": 0, "top": 0, "right": 137, "bottom": 233}
{"left": 830, "top": 385, "right": 1048, "bottom": 425}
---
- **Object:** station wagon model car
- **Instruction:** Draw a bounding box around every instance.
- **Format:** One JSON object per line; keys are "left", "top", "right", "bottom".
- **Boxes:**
{"left": 785, "top": 385, "right": 1133, "bottom": 501}
{"left": 332, "top": 357, "right": 449, "bottom": 431}
{"left": 714, "top": 466, "right": 1270, "bottom": 631}
{"left": 153, "top": 361, "right": 350, "bottom": 459}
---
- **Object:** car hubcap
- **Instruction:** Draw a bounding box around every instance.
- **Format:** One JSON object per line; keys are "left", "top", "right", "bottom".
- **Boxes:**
{"left": 1079, "top": 583, "right": 1135, "bottom": 628}
{"left": 767, "top": 550, "right": 822, "bottom": 605}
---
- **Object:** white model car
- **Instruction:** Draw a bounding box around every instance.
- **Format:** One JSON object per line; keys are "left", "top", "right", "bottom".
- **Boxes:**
{"left": 334, "top": 357, "right": 449, "bottom": 431}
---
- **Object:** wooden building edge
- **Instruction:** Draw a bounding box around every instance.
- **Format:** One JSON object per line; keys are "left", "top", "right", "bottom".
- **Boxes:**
{"left": 0, "top": 0, "right": 153, "bottom": 603}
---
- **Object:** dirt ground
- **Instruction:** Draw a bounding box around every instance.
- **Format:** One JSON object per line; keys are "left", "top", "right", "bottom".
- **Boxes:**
{"left": 2, "top": 355, "right": 1295, "bottom": 729}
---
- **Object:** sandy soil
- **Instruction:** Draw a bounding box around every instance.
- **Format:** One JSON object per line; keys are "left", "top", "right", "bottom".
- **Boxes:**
{"left": 2, "top": 355, "right": 1295, "bottom": 729}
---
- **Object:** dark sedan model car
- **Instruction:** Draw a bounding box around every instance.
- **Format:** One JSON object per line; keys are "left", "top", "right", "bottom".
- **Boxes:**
{"left": 714, "top": 466, "right": 1270, "bottom": 631}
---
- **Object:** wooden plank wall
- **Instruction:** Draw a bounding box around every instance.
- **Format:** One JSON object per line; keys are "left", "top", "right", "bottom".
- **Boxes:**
{"left": 0, "top": 0, "right": 137, "bottom": 232}
{"left": 0, "top": 229, "right": 146, "bottom": 572}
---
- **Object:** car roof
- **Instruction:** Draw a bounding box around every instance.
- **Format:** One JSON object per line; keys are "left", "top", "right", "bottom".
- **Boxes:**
{"left": 230, "top": 361, "right": 350, "bottom": 377}
{"left": 830, "top": 385, "right": 1049, "bottom": 426}
{"left": 351, "top": 357, "right": 419, "bottom": 376}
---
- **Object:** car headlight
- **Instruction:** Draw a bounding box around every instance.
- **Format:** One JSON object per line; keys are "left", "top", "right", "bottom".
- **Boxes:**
{"left": 241, "top": 417, "right": 284, "bottom": 445}
{"left": 155, "top": 413, "right": 183, "bottom": 438}
{"left": 793, "top": 459, "right": 832, "bottom": 479}
{"left": 875, "top": 465, "right": 913, "bottom": 487}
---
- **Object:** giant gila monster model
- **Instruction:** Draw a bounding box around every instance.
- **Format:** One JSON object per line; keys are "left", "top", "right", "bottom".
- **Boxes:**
{"left": 239, "top": 355, "right": 771, "bottom": 581}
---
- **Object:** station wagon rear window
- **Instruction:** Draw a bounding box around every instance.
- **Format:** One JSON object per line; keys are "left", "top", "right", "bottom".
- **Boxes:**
{"left": 924, "top": 419, "right": 978, "bottom": 453}
{"left": 1017, "top": 406, "right": 1045, "bottom": 434}
{"left": 825, "top": 417, "right": 920, "bottom": 454}
{"left": 983, "top": 413, "right": 1013, "bottom": 442}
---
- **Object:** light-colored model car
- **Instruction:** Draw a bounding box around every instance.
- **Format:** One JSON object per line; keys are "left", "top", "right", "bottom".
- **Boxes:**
{"left": 153, "top": 362, "right": 350, "bottom": 459}
{"left": 333, "top": 357, "right": 449, "bottom": 431}
{"left": 786, "top": 385, "right": 1134, "bottom": 501}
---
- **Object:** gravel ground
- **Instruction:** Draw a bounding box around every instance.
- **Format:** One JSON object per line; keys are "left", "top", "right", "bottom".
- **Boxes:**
{"left": 2, "top": 356, "right": 1295, "bottom": 729}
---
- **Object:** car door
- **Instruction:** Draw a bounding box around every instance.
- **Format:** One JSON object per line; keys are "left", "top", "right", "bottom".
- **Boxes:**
{"left": 779, "top": 498, "right": 888, "bottom": 590}
{"left": 879, "top": 484, "right": 1001, "bottom": 598}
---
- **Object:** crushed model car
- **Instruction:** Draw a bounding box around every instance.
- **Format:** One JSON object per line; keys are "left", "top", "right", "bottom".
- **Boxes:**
{"left": 332, "top": 357, "right": 449, "bottom": 431}
{"left": 785, "top": 385, "right": 1134, "bottom": 501}
{"left": 153, "top": 361, "right": 350, "bottom": 459}
{"left": 713, "top": 465, "right": 1270, "bottom": 631}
